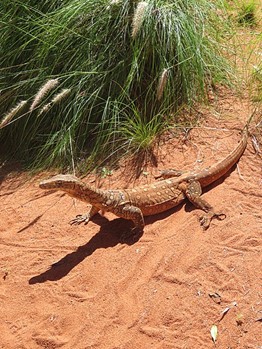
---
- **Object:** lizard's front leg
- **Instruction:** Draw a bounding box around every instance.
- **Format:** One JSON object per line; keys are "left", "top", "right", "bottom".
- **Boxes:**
{"left": 179, "top": 181, "right": 226, "bottom": 229}
{"left": 111, "top": 204, "right": 145, "bottom": 240}
{"left": 70, "top": 205, "right": 100, "bottom": 225}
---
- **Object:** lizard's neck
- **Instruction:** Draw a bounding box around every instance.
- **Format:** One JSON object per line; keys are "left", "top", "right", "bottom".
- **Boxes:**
{"left": 65, "top": 182, "right": 105, "bottom": 206}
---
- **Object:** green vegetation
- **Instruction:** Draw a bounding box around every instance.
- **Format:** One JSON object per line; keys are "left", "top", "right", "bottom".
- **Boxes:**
{"left": 0, "top": 0, "right": 232, "bottom": 170}
{"left": 237, "top": 1, "right": 257, "bottom": 26}
{"left": 252, "top": 65, "right": 262, "bottom": 102}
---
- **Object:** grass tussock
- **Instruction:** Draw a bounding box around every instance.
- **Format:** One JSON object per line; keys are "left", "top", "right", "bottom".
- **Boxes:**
{"left": 0, "top": 0, "right": 233, "bottom": 170}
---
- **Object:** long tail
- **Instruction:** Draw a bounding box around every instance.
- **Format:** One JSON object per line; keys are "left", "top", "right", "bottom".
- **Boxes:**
{"left": 192, "top": 110, "right": 257, "bottom": 187}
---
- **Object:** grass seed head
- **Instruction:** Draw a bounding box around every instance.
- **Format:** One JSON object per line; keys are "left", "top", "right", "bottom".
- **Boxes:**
{"left": 0, "top": 100, "right": 27, "bottom": 129}
{"left": 110, "top": 0, "right": 121, "bottom": 4}
{"left": 132, "top": 1, "right": 148, "bottom": 39}
{"left": 51, "top": 88, "right": 71, "bottom": 104}
{"left": 30, "top": 78, "right": 59, "bottom": 111}
{"left": 157, "top": 69, "right": 169, "bottom": 101}
{"left": 38, "top": 103, "right": 52, "bottom": 115}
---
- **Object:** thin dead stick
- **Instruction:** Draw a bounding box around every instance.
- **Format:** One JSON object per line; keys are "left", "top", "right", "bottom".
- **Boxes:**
{"left": 236, "top": 163, "right": 245, "bottom": 181}
{"left": 251, "top": 135, "right": 261, "bottom": 156}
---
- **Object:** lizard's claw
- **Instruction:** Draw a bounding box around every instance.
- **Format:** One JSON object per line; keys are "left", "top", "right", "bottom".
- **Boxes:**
{"left": 199, "top": 212, "right": 226, "bottom": 230}
{"left": 215, "top": 212, "right": 227, "bottom": 221}
{"left": 70, "top": 214, "right": 90, "bottom": 225}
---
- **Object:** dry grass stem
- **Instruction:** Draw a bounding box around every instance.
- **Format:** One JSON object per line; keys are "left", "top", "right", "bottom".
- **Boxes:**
{"left": 0, "top": 100, "right": 27, "bottom": 129}
{"left": 157, "top": 69, "right": 169, "bottom": 101}
{"left": 30, "top": 79, "right": 59, "bottom": 111}
{"left": 132, "top": 1, "right": 148, "bottom": 39}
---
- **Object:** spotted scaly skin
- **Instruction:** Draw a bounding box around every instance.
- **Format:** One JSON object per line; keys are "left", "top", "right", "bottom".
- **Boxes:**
{"left": 39, "top": 128, "right": 248, "bottom": 237}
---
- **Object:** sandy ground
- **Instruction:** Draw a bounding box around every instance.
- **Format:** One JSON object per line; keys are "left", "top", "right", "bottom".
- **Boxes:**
{"left": 0, "top": 91, "right": 261, "bottom": 349}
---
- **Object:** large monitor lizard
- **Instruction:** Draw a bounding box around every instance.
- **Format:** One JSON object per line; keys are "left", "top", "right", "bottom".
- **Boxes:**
{"left": 39, "top": 127, "right": 248, "bottom": 238}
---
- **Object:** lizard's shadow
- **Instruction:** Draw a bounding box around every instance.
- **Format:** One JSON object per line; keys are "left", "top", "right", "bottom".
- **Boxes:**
{"left": 28, "top": 216, "right": 139, "bottom": 284}
{"left": 28, "top": 205, "right": 185, "bottom": 284}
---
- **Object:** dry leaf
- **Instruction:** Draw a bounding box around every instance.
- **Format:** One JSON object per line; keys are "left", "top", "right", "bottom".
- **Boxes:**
{"left": 219, "top": 302, "right": 237, "bottom": 321}
{"left": 221, "top": 306, "right": 230, "bottom": 315}
{"left": 210, "top": 324, "right": 218, "bottom": 343}
{"left": 219, "top": 306, "right": 231, "bottom": 322}
{"left": 209, "top": 292, "right": 221, "bottom": 304}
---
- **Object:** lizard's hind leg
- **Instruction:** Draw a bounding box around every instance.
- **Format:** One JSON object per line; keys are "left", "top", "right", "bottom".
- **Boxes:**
{"left": 111, "top": 204, "right": 145, "bottom": 241}
{"left": 181, "top": 181, "right": 226, "bottom": 229}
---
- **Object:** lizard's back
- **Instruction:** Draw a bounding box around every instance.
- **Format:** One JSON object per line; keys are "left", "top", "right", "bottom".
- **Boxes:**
{"left": 123, "top": 179, "right": 186, "bottom": 216}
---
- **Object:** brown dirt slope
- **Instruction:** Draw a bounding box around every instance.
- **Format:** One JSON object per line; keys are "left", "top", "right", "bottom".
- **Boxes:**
{"left": 0, "top": 94, "right": 261, "bottom": 349}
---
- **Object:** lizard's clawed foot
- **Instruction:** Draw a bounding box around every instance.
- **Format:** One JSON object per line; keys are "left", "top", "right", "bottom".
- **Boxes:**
{"left": 199, "top": 212, "right": 226, "bottom": 230}
{"left": 70, "top": 214, "right": 90, "bottom": 225}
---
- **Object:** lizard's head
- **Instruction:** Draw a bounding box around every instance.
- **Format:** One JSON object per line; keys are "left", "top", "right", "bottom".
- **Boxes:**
{"left": 39, "top": 174, "right": 79, "bottom": 190}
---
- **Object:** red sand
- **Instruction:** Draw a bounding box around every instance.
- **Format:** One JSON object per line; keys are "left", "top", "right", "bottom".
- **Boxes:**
{"left": 0, "top": 93, "right": 261, "bottom": 348}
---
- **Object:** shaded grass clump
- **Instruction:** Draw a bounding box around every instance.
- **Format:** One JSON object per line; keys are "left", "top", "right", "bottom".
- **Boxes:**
{"left": 0, "top": 0, "right": 233, "bottom": 170}
{"left": 237, "top": 1, "right": 257, "bottom": 27}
